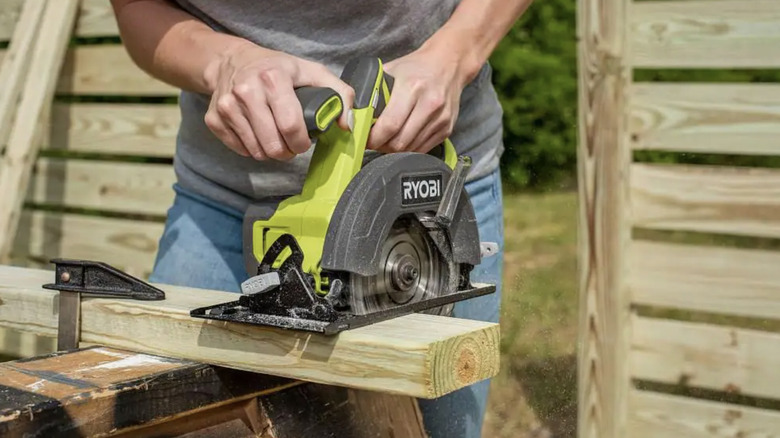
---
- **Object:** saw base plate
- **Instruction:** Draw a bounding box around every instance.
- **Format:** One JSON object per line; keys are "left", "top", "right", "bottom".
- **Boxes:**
{"left": 190, "top": 284, "right": 495, "bottom": 335}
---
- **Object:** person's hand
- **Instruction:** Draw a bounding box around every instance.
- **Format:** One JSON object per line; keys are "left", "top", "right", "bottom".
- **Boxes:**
{"left": 203, "top": 43, "right": 354, "bottom": 160}
{"left": 367, "top": 47, "right": 472, "bottom": 154}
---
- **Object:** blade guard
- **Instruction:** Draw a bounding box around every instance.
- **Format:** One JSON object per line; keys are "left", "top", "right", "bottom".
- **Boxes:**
{"left": 321, "top": 152, "right": 481, "bottom": 277}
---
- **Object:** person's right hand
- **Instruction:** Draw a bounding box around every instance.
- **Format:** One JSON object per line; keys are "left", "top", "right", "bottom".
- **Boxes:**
{"left": 203, "top": 42, "right": 354, "bottom": 160}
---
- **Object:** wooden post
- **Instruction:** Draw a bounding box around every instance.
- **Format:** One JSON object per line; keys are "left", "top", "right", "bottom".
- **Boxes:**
{"left": 0, "top": 0, "right": 46, "bottom": 149}
{"left": 0, "top": 0, "right": 79, "bottom": 261}
{"left": 576, "top": 0, "right": 632, "bottom": 437}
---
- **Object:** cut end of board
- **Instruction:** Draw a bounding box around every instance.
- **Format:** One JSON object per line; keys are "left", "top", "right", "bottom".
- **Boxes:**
{"left": 424, "top": 318, "right": 501, "bottom": 398}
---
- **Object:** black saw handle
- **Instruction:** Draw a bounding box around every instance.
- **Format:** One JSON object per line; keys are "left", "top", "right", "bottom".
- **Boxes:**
{"left": 295, "top": 86, "right": 343, "bottom": 134}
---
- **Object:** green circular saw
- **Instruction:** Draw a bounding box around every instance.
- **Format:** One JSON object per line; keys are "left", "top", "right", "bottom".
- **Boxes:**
{"left": 190, "top": 57, "right": 496, "bottom": 334}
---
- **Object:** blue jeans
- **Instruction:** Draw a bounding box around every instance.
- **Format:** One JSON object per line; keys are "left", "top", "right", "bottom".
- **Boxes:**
{"left": 150, "top": 169, "right": 504, "bottom": 438}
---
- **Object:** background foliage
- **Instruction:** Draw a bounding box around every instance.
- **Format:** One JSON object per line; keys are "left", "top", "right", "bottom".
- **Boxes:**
{"left": 491, "top": 1, "right": 780, "bottom": 191}
{"left": 490, "top": 0, "right": 577, "bottom": 191}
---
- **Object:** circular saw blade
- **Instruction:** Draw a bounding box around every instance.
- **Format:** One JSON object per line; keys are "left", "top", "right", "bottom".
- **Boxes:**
{"left": 349, "top": 215, "right": 457, "bottom": 316}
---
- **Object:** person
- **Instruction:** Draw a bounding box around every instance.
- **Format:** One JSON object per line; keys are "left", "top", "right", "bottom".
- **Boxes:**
{"left": 110, "top": 1, "right": 532, "bottom": 436}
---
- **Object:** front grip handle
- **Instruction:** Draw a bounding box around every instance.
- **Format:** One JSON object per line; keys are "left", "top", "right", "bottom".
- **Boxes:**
{"left": 294, "top": 86, "right": 343, "bottom": 134}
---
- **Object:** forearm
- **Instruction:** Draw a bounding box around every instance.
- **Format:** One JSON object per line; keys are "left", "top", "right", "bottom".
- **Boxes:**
{"left": 111, "top": 0, "right": 261, "bottom": 94}
{"left": 423, "top": 0, "right": 534, "bottom": 84}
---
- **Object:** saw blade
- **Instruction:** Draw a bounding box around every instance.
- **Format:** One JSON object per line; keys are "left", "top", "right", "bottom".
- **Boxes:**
{"left": 349, "top": 215, "right": 456, "bottom": 316}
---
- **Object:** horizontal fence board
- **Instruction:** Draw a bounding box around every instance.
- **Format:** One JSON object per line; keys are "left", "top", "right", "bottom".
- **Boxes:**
{"left": 629, "top": 389, "right": 780, "bottom": 438}
{"left": 632, "top": 83, "right": 780, "bottom": 155}
{"left": 12, "top": 210, "right": 162, "bottom": 278}
{"left": 632, "top": 316, "right": 780, "bottom": 400}
{"left": 631, "top": 164, "right": 780, "bottom": 238}
{"left": 0, "top": 0, "right": 118, "bottom": 40}
{"left": 48, "top": 103, "right": 179, "bottom": 157}
{"left": 632, "top": 0, "right": 780, "bottom": 68}
{"left": 56, "top": 45, "right": 177, "bottom": 96}
{"left": 630, "top": 241, "right": 780, "bottom": 320}
{"left": 26, "top": 158, "right": 175, "bottom": 215}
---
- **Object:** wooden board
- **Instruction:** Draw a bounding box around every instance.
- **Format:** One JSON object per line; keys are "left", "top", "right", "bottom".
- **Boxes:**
{"left": 0, "top": 0, "right": 45, "bottom": 148}
{"left": 0, "top": 0, "right": 119, "bottom": 41}
{"left": 26, "top": 158, "right": 175, "bottom": 216}
{"left": 631, "top": 316, "right": 780, "bottom": 400}
{"left": 631, "top": 163, "right": 780, "bottom": 238}
{"left": 0, "top": 347, "right": 295, "bottom": 437}
{"left": 0, "top": 266, "right": 500, "bottom": 399}
{"left": 630, "top": 240, "right": 780, "bottom": 320}
{"left": 56, "top": 45, "right": 178, "bottom": 96}
{"left": 13, "top": 210, "right": 163, "bottom": 278}
{"left": 0, "top": 0, "right": 79, "bottom": 261}
{"left": 632, "top": 0, "right": 780, "bottom": 68}
{"left": 631, "top": 83, "right": 780, "bottom": 155}
{"left": 0, "top": 45, "right": 177, "bottom": 96}
{"left": 577, "top": 0, "right": 632, "bottom": 436}
{"left": 629, "top": 389, "right": 780, "bottom": 438}
{"left": 0, "top": 328, "right": 55, "bottom": 359}
{"left": 48, "top": 103, "right": 179, "bottom": 157}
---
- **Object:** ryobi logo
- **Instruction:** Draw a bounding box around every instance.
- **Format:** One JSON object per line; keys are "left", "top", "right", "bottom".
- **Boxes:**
{"left": 401, "top": 174, "right": 443, "bottom": 206}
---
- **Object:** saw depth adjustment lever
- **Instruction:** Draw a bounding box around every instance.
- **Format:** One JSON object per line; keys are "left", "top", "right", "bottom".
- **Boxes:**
{"left": 43, "top": 259, "right": 165, "bottom": 351}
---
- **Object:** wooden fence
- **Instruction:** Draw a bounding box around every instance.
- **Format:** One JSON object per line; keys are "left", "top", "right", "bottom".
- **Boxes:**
{"left": 578, "top": 0, "right": 780, "bottom": 437}
{"left": 1, "top": 0, "right": 178, "bottom": 278}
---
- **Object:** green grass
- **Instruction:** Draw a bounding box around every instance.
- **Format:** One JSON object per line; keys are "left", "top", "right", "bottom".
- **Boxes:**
{"left": 483, "top": 191, "right": 578, "bottom": 438}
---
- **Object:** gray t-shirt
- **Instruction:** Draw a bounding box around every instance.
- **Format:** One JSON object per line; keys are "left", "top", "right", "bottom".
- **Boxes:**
{"left": 173, "top": 0, "right": 504, "bottom": 212}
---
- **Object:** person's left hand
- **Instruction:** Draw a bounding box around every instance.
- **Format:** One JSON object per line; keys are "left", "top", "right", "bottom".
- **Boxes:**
{"left": 367, "top": 47, "right": 471, "bottom": 154}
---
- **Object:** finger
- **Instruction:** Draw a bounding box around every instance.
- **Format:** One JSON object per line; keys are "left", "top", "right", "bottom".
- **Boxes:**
{"left": 414, "top": 126, "right": 450, "bottom": 154}
{"left": 205, "top": 105, "right": 252, "bottom": 158}
{"left": 383, "top": 103, "right": 436, "bottom": 153}
{"left": 266, "top": 86, "right": 311, "bottom": 155}
{"left": 245, "top": 103, "right": 295, "bottom": 161}
{"left": 232, "top": 79, "right": 296, "bottom": 161}
{"left": 410, "top": 116, "right": 450, "bottom": 152}
{"left": 368, "top": 85, "right": 416, "bottom": 150}
{"left": 215, "top": 93, "right": 268, "bottom": 160}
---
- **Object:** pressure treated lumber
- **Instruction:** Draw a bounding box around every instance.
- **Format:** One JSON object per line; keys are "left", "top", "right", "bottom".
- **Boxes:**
{"left": 632, "top": 0, "right": 780, "bottom": 68}
{"left": 630, "top": 240, "right": 780, "bottom": 320}
{"left": 577, "top": 0, "right": 632, "bottom": 436}
{"left": 631, "top": 316, "right": 780, "bottom": 400}
{"left": 631, "top": 163, "right": 780, "bottom": 238}
{"left": 0, "top": 0, "right": 119, "bottom": 40}
{"left": 48, "top": 103, "right": 179, "bottom": 157}
{"left": 629, "top": 390, "right": 780, "bottom": 438}
{"left": 0, "top": 266, "right": 500, "bottom": 399}
{"left": 0, "top": 0, "right": 45, "bottom": 149}
{"left": 26, "top": 158, "right": 175, "bottom": 215}
{"left": 13, "top": 210, "right": 163, "bottom": 278}
{"left": 0, "top": 0, "right": 79, "bottom": 261}
{"left": 57, "top": 45, "right": 178, "bottom": 96}
{"left": 0, "top": 346, "right": 427, "bottom": 438}
{"left": 631, "top": 83, "right": 780, "bottom": 155}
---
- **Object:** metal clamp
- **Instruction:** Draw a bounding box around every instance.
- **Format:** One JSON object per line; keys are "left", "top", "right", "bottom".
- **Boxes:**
{"left": 43, "top": 259, "right": 165, "bottom": 351}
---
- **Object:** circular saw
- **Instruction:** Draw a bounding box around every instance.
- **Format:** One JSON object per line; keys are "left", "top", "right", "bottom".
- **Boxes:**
{"left": 191, "top": 57, "right": 497, "bottom": 334}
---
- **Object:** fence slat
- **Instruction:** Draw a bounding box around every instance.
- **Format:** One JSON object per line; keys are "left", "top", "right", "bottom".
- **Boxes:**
{"left": 632, "top": 83, "right": 780, "bottom": 155}
{"left": 629, "top": 389, "right": 780, "bottom": 438}
{"left": 632, "top": 0, "right": 780, "bottom": 68}
{"left": 48, "top": 103, "right": 179, "bottom": 157}
{"left": 632, "top": 316, "right": 780, "bottom": 400}
{"left": 630, "top": 240, "right": 780, "bottom": 320}
{"left": 631, "top": 164, "right": 780, "bottom": 238}
{"left": 56, "top": 45, "right": 177, "bottom": 96}
{"left": 26, "top": 159, "right": 175, "bottom": 216}
{"left": 0, "top": 0, "right": 119, "bottom": 40}
{"left": 13, "top": 210, "right": 162, "bottom": 278}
